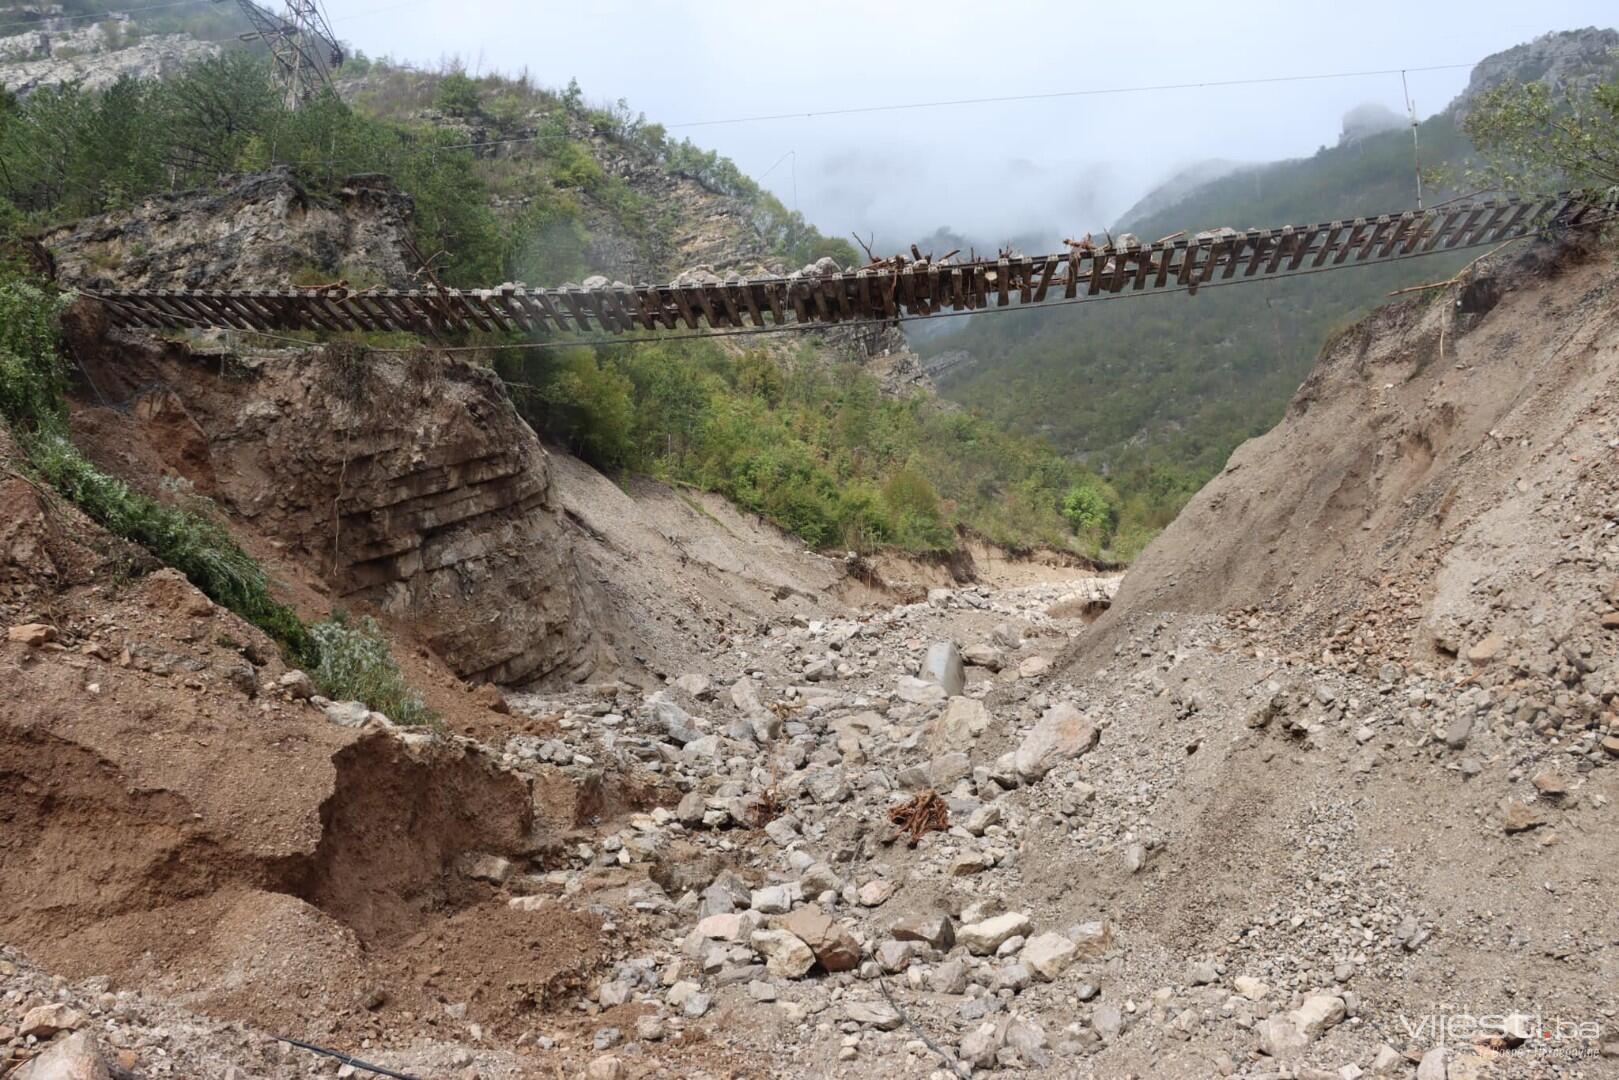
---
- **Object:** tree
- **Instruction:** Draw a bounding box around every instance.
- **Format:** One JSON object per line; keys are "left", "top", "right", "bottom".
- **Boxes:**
{"left": 1460, "top": 78, "right": 1619, "bottom": 193}
{"left": 435, "top": 71, "right": 481, "bottom": 117}
{"left": 1061, "top": 482, "right": 1113, "bottom": 533}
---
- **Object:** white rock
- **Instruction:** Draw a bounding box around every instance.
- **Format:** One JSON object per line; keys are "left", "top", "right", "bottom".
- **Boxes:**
{"left": 751, "top": 928, "right": 815, "bottom": 977}
{"left": 1416, "top": 1047, "right": 1447, "bottom": 1080}
{"left": 1290, "top": 994, "right": 1346, "bottom": 1039}
{"left": 1022, "top": 932, "right": 1078, "bottom": 980}
{"left": 1257, "top": 1015, "right": 1307, "bottom": 1058}
{"left": 932, "top": 697, "right": 991, "bottom": 751}
{"left": 895, "top": 675, "right": 947, "bottom": 705}
{"left": 1234, "top": 975, "right": 1271, "bottom": 1000}
{"left": 959, "top": 912, "right": 1032, "bottom": 955}
{"left": 1013, "top": 703, "right": 1099, "bottom": 780}
{"left": 920, "top": 641, "right": 965, "bottom": 696}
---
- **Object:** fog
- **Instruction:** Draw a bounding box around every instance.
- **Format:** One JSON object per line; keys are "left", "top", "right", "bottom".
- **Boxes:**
{"left": 333, "top": 0, "right": 1618, "bottom": 249}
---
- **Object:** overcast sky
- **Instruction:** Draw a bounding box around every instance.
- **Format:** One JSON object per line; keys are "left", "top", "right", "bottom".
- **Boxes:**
{"left": 330, "top": 0, "right": 1616, "bottom": 248}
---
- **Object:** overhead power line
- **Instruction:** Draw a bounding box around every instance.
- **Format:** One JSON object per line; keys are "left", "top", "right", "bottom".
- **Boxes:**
{"left": 406, "top": 61, "right": 1482, "bottom": 157}
{"left": 662, "top": 62, "right": 1479, "bottom": 129}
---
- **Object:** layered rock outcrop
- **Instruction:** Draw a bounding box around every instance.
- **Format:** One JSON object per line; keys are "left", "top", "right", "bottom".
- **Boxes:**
{"left": 67, "top": 311, "right": 601, "bottom": 685}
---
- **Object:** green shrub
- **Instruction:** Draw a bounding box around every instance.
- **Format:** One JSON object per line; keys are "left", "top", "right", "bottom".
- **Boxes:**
{"left": 435, "top": 71, "right": 481, "bottom": 117}
{"left": 0, "top": 275, "right": 70, "bottom": 430}
{"left": 1061, "top": 481, "right": 1113, "bottom": 533}
{"left": 309, "top": 612, "right": 434, "bottom": 725}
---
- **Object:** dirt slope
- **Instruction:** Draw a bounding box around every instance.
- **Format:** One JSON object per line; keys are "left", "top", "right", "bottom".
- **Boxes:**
{"left": 1029, "top": 235, "right": 1619, "bottom": 1076}
{"left": 1085, "top": 237, "right": 1619, "bottom": 681}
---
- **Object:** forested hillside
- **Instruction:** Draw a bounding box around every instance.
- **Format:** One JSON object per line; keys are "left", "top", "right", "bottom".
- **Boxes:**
{"left": 0, "top": 1, "right": 1132, "bottom": 558}
{"left": 928, "top": 28, "right": 1618, "bottom": 509}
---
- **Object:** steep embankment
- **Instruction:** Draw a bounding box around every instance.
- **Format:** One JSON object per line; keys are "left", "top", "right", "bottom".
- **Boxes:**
{"left": 65, "top": 310, "right": 604, "bottom": 685}
{"left": 1087, "top": 237, "right": 1619, "bottom": 678}
{"left": 1020, "top": 235, "right": 1619, "bottom": 1076}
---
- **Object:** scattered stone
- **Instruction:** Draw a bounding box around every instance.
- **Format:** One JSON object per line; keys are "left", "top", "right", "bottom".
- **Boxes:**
{"left": 857, "top": 879, "right": 895, "bottom": 907}
{"left": 19, "top": 1003, "right": 86, "bottom": 1040}
{"left": 322, "top": 700, "right": 371, "bottom": 727}
{"left": 959, "top": 912, "right": 1032, "bottom": 955}
{"left": 1416, "top": 1047, "right": 1447, "bottom": 1080}
{"left": 6, "top": 623, "right": 56, "bottom": 647}
{"left": 950, "top": 850, "right": 992, "bottom": 876}
{"left": 1092, "top": 1004, "right": 1125, "bottom": 1041}
{"left": 895, "top": 675, "right": 948, "bottom": 705}
{"left": 13, "top": 1031, "right": 111, "bottom": 1080}
{"left": 1258, "top": 1015, "right": 1308, "bottom": 1058}
{"left": 891, "top": 913, "right": 954, "bottom": 950}
{"left": 1371, "top": 1044, "right": 1406, "bottom": 1074}
{"left": 697, "top": 913, "right": 746, "bottom": 941}
{"left": 920, "top": 641, "right": 966, "bottom": 696}
{"left": 1501, "top": 800, "right": 1547, "bottom": 833}
{"left": 750, "top": 884, "right": 794, "bottom": 914}
{"left": 932, "top": 696, "right": 991, "bottom": 750}
{"left": 1122, "top": 842, "right": 1147, "bottom": 874}
{"left": 930, "top": 957, "right": 969, "bottom": 994}
{"left": 458, "top": 853, "right": 513, "bottom": 886}
{"left": 1017, "top": 655, "right": 1051, "bottom": 678}
{"left": 1067, "top": 920, "right": 1114, "bottom": 959}
{"left": 845, "top": 1000, "right": 902, "bottom": 1031}
{"left": 585, "top": 1055, "right": 625, "bottom": 1080}
{"left": 1022, "top": 932, "right": 1079, "bottom": 980}
{"left": 752, "top": 928, "right": 815, "bottom": 977}
{"left": 965, "top": 803, "right": 1001, "bottom": 836}
{"left": 673, "top": 673, "right": 712, "bottom": 697}
{"left": 1013, "top": 703, "right": 1099, "bottom": 780}
{"left": 276, "top": 669, "right": 315, "bottom": 699}
{"left": 962, "top": 642, "right": 1004, "bottom": 671}
{"left": 1531, "top": 771, "right": 1567, "bottom": 798}
{"left": 1290, "top": 994, "right": 1346, "bottom": 1039}
{"left": 781, "top": 905, "right": 860, "bottom": 971}
{"left": 960, "top": 1021, "right": 1004, "bottom": 1068}
{"left": 875, "top": 939, "right": 914, "bottom": 972}
{"left": 1467, "top": 634, "right": 1505, "bottom": 664}
{"left": 1234, "top": 975, "right": 1270, "bottom": 1000}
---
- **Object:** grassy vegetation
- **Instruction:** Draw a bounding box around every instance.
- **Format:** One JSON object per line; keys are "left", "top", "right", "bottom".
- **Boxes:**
{"left": 497, "top": 337, "right": 1137, "bottom": 557}
{"left": 309, "top": 611, "right": 434, "bottom": 725}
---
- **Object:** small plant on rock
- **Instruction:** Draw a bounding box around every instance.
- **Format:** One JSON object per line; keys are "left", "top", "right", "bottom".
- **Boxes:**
{"left": 309, "top": 611, "right": 435, "bottom": 725}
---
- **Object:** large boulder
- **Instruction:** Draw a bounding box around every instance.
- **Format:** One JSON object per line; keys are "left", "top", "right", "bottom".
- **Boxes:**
{"left": 780, "top": 904, "right": 860, "bottom": 972}
{"left": 1013, "top": 703, "right": 1099, "bottom": 780}
{"left": 959, "top": 912, "right": 1032, "bottom": 955}
{"left": 920, "top": 641, "right": 966, "bottom": 696}
{"left": 13, "top": 1030, "right": 113, "bottom": 1080}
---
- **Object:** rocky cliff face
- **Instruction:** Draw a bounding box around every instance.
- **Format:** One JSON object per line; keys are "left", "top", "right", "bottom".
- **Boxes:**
{"left": 0, "top": 15, "right": 218, "bottom": 97}
{"left": 66, "top": 306, "right": 604, "bottom": 685}
{"left": 42, "top": 169, "right": 417, "bottom": 292}
{"left": 1451, "top": 26, "right": 1619, "bottom": 112}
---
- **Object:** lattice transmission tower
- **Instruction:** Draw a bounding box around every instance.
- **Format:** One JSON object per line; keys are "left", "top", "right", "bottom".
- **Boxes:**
{"left": 219, "top": 0, "right": 344, "bottom": 107}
